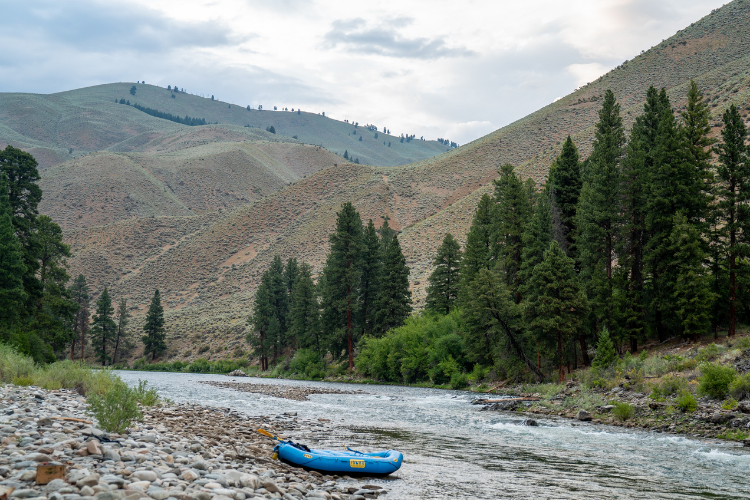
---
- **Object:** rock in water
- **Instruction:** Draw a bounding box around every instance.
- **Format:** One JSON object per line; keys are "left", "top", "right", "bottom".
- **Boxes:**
{"left": 576, "top": 409, "right": 592, "bottom": 421}
{"left": 227, "top": 369, "right": 247, "bottom": 377}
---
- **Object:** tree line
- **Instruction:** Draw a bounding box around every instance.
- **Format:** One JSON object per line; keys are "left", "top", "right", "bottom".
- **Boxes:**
{"left": 248, "top": 81, "right": 750, "bottom": 384}
{"left": 116, "top": 99, "right": 210, "bottom": 126}
{"left": 247, "top": 208, "right": 412, "bottom": 370}
{"left": 0, "top": 145, "right": 167, "bottom": 364}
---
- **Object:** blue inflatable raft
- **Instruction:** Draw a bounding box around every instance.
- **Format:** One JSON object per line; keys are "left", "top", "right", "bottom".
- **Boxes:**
{"left": 274, "top": 441, "right": 403, "bottom": 476}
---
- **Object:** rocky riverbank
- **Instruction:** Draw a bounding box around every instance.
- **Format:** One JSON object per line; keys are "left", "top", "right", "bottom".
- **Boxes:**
{"left": 199, "top": 382, "right": 364, "bottom": 402}
{"left": 476, "top": 381, "right": 750, "bottom": 444}
{"left": 0, "top": 384, "right": 389, "bottom": 500}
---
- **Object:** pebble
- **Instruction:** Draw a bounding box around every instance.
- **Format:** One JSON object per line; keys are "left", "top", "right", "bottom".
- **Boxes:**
{"left": 0, "top": 385, "right": 386, "bottom": 500}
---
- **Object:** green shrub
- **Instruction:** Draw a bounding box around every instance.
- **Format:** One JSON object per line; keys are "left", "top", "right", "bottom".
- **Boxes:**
{"left": 650, "top": 374, "right": 689, "bottom": 399}
{"left": 288, "top": 349, "right": 325, "bottom": 379}
{"left": 717, "top": 430, "right": 749, "bottom": 441}
{"left": 696, "top": 344, "right": 723, "bottom": 363}
{"left": 612, "top": 402, "right": 635, "bottom": 421}
{"left": 133, "top": 380, "right": 159, "bottom": 406}
{"left": 676, "top": 391, "right": 698, "bottom": 412}
{"left": 697, "top": 363, "right": 736, "bottom": 399}
{"left": 450, "top": 372, "right": 469, "bottom": 390}
{"left": 12, "top": 377, "right": 33, "bottom": 386}
{"left": 729, "top": 373, "right": 750, "bottom": 400}
{"left": 467, "top": 363, "right": 487, "bottom": 383}
{"left": 0, "top": 344, "right": 35, "bottom": 382}
{"left": 722, "top": 397, "right": 738, "bottom": 410}
{"left": 86, "top": 381, "right": 143, "bottom": 433}
{"left": 733, "top": 337, "right": 750, "bottom": 351}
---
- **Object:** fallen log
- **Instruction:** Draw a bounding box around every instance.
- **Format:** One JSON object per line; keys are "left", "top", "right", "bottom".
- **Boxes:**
{"left": 53, "top": 417, "right": 92, "bottom": 424}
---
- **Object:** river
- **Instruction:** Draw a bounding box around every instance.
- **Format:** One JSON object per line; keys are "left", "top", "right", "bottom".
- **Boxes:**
{"left": 117, "top": 371, "right": 750, "bottom": 499}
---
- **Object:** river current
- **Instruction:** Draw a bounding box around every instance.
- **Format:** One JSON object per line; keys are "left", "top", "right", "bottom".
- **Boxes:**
{"left": 117, "top": 371, "right": 750, "bottom": 499}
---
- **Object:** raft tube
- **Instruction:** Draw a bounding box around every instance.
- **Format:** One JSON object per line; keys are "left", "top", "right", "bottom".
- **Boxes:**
{"left": 275, "top": 442, "right": 403, "bottom": 476}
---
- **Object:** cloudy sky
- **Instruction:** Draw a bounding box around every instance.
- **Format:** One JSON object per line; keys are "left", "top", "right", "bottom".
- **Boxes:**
{"left": 0, "top": 0, "right": 727, "bottom": 144}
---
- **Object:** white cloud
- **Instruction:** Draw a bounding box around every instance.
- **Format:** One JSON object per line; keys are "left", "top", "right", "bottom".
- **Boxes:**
{"left": 0, "top": 0, "right": 728, "bottom": 144}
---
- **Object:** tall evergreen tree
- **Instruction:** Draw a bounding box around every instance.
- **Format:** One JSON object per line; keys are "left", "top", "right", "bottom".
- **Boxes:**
{"left": 463, "top": 268, "right": 544, "bottom": 380}
{"left": 525, "top": 241, "right": 588, "bottom": 382}
{"left": 359, "top": 220, "right": 382, "bottom": 337}
{"left": 248, "top": 275, "right": 273, "bottom": 370}
{"left": 374, "top": 234, "right": 412, "bottom": 334}
{"left": 68, "top": 275, "right": 89, "bottom": 360}
{"left": 267, "top": 256, "right": 289, "bottom": 361}
{"left": 32, "top": 215, "right": 76, "bottom": 356}
{"left": 518, "top": 185, "right": 552, "bottom": 290}
{"left": 493, "top": 164, "right": 533, "bottom": 297}
{"left": 667, "top": 213, "right": 715, "bottom": 342}
{"left": 681, "top": 80, "right": 715, "bottom": 230}
{"left": 113, "top": 297, "right": 130, "bottom": 364}
{"left": 284, "top": 258, "right": 299, "bottom": 296}
{"left": 320, "top": 202, "right": 363, "bottom": 369}
{"left": 91, "top": 288, "right": 116, "bottom": 366}
{"left": 549, "top": 136, "right": 582, "bottom": 255}
{"left": 142, "top": 289, "right": 166, "bottom": 361}
{"left": 715, "top": 104, "right": 749, "bottom": 336}
{"left": 288, "top": 263, "right": 321, "bottom": 352}
{"left": 0, "top": 173, "right": 25, "bottom": 334}
{"left": 577, "top": 89, "right": 625, "bottom": 330}
{"left": 425, "top": 233, "right": 462, "bottom": 314}
{"left": 458, "top": 194, "right": 496, "bottom": 304}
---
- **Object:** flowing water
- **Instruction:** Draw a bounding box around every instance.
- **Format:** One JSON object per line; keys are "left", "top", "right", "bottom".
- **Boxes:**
{"left": 117, "top": 371, "right": 750, "bottom": 499}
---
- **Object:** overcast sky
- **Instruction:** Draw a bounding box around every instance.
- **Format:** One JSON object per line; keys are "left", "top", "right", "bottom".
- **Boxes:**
{"left": 0, "top": 0, "right": 727, "bottom": 144}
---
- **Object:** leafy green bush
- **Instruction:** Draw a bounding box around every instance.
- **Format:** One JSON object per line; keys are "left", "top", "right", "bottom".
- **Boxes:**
{"left": 87, "top": 381, "right": 142, "bottom": 433}
{"left": 676, "top": 391, "right": 698, "bottom": 412}
{"left": 717, "top": 430, "right": 749, "bottom": 441}
{"left": 612, "top": 402, "right": 635, "bottom": 421}
{"left": 450, "top": 372, "right": 469, "bottom": 389}
{"left": 356, "top": 310, "right": 469, "bottom": 384}
{"left": 288, "top": 349, "right": 325, "bottom": 379}
{"left": 12, "top": 377, "right": 33, "bottom": 386}
{"left": 696, "top": 344, "right": 724, "bottom": 363}
{"left": 733, "top": 337, "right": 750, "bottom": 351}
{"left": 467, "top": 363, "right": 487, "bottom": 383}
{"left": 722, "top": 397, "right": 738, "bottom": 410}
{"left": 133, "top": 380, "right": 159, "bottom": 406}
{"left": 729, "top": 373, "right": 750, "bottom": 400}
{"left": 650, "top": 374, "right": 689, "bottom": 399}
{"left": 0, "top": 344, "right": 35, "bottom": 382}
{"left": 697, "top": 363, "right": 736, "bottom": 399}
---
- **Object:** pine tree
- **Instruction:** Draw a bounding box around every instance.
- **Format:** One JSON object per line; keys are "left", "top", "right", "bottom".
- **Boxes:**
{"left": 518, "top": 185, "right": 552, "bottom": 291}
{"left": 358, "top": 220, "right": 382, "bottom": 336}
{"left": 715, "top": 104, "right": 750, "bottom": 337}
{"left": 33, "top": 215, "right": 76, "bottom": 355}
{"left": 0, "top": 173, "right": 25, "bottom": 334}
{"left": 374, "top": 234, "right": 412, "bottom": 334}
{"left": 91, "top": 287, "right": 116, "bottom": 366}
{"left": 113, "top": 297, "right": 130, "bottom": 364}
{"left": 577, "top": 89, "right": 625, "bottom": 330}
{"left": 284, "top": 258, "right": 299, "bottom": 296}
{"left": 463, "top": 268, "right": 544, "bottom": 380}
{"left": 288, "top": 263, "right": 322, "bottom": 352}
{"left": 425, "top": 233, "right": 462, "bottom": 314}
{"left": 549, "top": 136, "right": 582, "bottom": 254}
{"left": 493, "top": 164, "right": 533, "bottom": 297}
{"left": 458, "top": 194, "right": 496, "bottom": 303}
{"left": 267, "top": 256, "right": 289, "bottom": 362}
{"left": 68, "top": 275, "right": 89, "bottom": 360}
{"left": 320, "top": 202, "right": 363, "bottom": 369}
{"left": 142, "top": 289, "right": 166, "bottom": 361}
{"left": 667, "top": 213, "right": 715, "bottom": 341}
{"left": 591, "top": 328, "right": 617, "bottom": 369}
{"left": 525, "top": 241, "right": 587, "bottom": 381}
{"left": 681, "top": 80, "right": 715, "bottom": 230}
{"left": 248, "top": 275, "right": 273, "bottom": 370}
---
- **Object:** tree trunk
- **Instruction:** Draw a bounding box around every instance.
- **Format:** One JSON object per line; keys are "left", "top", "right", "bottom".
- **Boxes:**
{"left": 578, "top": 334, "right": 590, "bottom": 366}
{"left": 730, "top": 228, "right": 736, "bottom": 337}
{"left": 558, "top": 331, "right": 565, "bottom": 382}
{"left": 630, "top": 334, "right": 637, "bottom": 354}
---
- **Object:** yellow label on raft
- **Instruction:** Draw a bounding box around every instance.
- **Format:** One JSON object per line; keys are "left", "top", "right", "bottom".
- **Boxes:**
{"left": 394, "top": 457, "right": 399, "bottom": 462}
{"left": 303, "top": 454, "right": 312, "bottom": 459}
{"left": 350, "top": 459, "right": 366, "bottom": 468}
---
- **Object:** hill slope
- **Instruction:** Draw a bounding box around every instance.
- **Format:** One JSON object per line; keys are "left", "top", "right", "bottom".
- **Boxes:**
{"left": 0, "top": 84, "right": 449, "bottom": 169}
{"left": 47, "top": 0, "right": 750, "bottom": 359}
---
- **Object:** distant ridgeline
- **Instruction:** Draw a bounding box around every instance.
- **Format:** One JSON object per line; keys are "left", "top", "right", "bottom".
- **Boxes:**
{"left": 116, "top": 99, "right": 211, "bottom": 126}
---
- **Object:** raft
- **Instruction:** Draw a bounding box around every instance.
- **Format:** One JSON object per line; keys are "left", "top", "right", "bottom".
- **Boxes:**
{"left": 274, "top": 441, "right": 403, "bottom": 476}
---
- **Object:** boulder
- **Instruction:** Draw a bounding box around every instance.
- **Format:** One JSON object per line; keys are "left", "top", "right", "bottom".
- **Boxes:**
{"left": 86, "top": 440, "right": 103, "bottom": 455}
{"left": 576, "top": 410, "right": 592, "bottom": 421}
{"left": 226, "top": 370, "right": 247, "bottom": 377}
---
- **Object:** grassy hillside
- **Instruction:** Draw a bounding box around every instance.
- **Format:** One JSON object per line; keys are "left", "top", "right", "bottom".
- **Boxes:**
{"left": 39, "top": 125, "right": 342, "bottom": 230}
{"left": 0, "top": 83, "right": 449, "bottom": 169}
{"left": 47, "top": 0, "right": 750, "bottom": 360}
